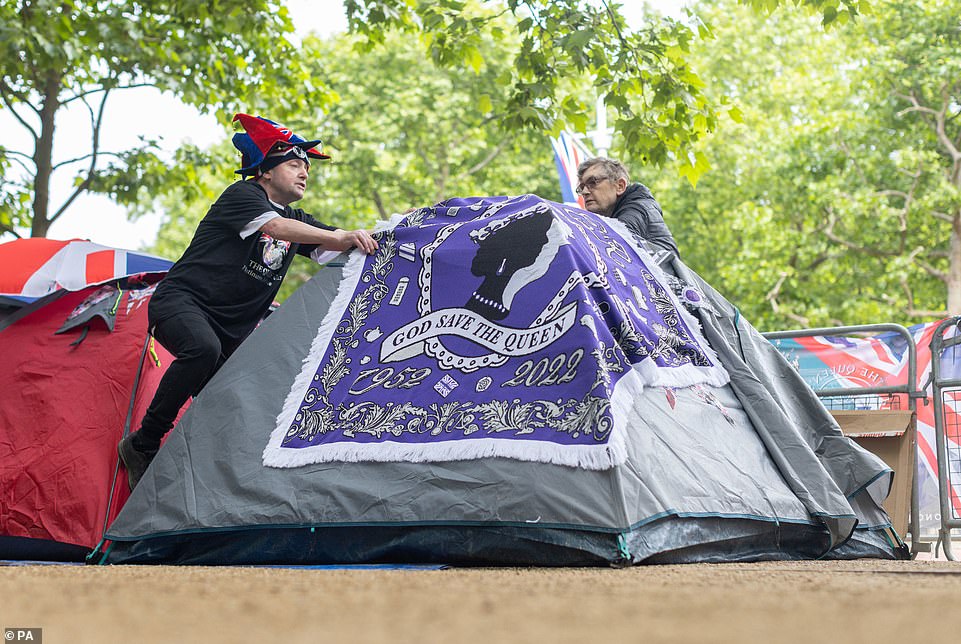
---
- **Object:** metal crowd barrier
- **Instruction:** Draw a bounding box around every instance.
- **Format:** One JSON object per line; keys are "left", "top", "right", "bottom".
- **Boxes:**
{"left": 926, "top": 317, "right": 961, "bottom": 560}
{"left": 763, "top": 324, "right": 928, "bottom": 558}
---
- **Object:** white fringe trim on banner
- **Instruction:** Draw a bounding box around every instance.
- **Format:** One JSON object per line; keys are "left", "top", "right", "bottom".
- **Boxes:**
{"left": 264, "top": 434, "right": 627, "bottom": 471}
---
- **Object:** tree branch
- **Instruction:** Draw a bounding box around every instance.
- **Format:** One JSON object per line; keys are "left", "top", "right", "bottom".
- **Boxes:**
{"left": 897, "top": 87, "right": 961, "bottom": 162}
{"left": 836, "top": 135, "right": 870, "bottom": 185}
{"left": 50, "top": 88, "right": 110, "bottom": 224}
{"left": 61, "top": 82, "right": 157, "bottom": 105}
{"left": 822, "top": 207, "right": 895, "bottom": 257}
{"left": 0, "top": 76, "right": 36, "bottom": 106}
{"left": 872, "top": 189, "right": 910, "bottom": 200}
{"left": 2, "top": 149, "right": 34, "bottom": 162}
{"left": 906, "top": 309, "right": 948, "bottom": 318}
{"left": 600, "top": 0, "right": 649, "bottom": 70}
{"left": 52, "top": 151, "right": 124, "bottom": 171}
{"left": 764, "top": 271, "right": 789, "bottom": 311}
{"left": 937, "top": 83, "right": 961, "bottom": 162}
{"left": 400, "top": 186, "right": 421, "bottom": 203}
{"left": 0, "top": 82, "right": 39, "bottom": 140}
{"left": 904, "top": 245, "right": 927, "bottom": 264}
{"left": 371, "top": 189, "right": 388, "bottom": 219}
{"left": 898, "top": 276, "right": 915, "bottom": 311}
{"left": 784, "top": 311, "right": 811, "bottom": 327}
{"left": 895, "top": 91, "right": 939, "bottom": 118}
{"left": 458, "top": 139, "right": 508, "bottom": 179}
{"left": 930, "top": 210, "right": 954, "bottom": 223}
{"left": 894, "top": 163, "right": 923, "bottom": 249}
{"left": 883, "top": 284, "right": 948, "bottom": 318}
{"left": 0, "top": 222, "right": 23, "bottom": 239}
{"left": 803, "top": 251, "right": 845, "bottom": 272}
{"left": 762, "top": 271, "right": 809, "bottom": 326}
{"left": 913, "top": 257, "right": 947, "bottom": 283}
{"left": 3, "top": 154, "right": 35, "bottom": 176}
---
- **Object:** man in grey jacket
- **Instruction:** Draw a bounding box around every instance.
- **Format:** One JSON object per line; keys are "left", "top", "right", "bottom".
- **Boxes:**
{"left": 576, "top": 157, "right": 679, "bottom": 258}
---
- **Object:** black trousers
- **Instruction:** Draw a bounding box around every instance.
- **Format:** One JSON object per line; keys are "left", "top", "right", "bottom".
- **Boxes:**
{"left": 132, "top": 310, "right": 239, "bottom": 453}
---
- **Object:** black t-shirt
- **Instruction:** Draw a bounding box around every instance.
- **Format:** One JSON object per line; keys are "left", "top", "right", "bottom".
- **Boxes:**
{"left": 149, "top": 180, "right": 334, "bottom": 343}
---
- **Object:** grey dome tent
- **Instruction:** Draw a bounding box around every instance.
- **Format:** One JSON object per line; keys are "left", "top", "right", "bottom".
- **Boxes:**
{"left": 97, "top": 196, "right": 905, "bottom": 565}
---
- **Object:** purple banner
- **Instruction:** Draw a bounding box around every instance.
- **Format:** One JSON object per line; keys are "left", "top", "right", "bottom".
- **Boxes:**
{"left": 265, "top": 195, "right": 728, "bottom": 470}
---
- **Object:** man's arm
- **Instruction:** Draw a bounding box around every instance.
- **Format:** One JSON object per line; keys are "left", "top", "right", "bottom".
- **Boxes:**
{"left": 260, "top": 217, "right": 379, "bottom": 254}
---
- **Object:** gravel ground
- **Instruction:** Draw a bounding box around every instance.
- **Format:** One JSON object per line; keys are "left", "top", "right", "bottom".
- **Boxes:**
{"left": 2, "top": 558, "right": 961, "bottom": 643}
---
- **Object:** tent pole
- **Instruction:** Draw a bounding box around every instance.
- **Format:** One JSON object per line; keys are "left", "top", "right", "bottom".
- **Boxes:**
{"left": 100, "top": 326, "right": 153, "bottom": 540}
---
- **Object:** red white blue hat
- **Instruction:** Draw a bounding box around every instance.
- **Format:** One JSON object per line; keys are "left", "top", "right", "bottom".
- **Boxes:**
{"left": 231, "top": 113, "right": 330, "bottom": 176}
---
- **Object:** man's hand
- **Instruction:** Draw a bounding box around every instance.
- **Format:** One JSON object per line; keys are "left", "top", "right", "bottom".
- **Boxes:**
{"left": 333, "top": 229, "right": 379, "bottom": 254}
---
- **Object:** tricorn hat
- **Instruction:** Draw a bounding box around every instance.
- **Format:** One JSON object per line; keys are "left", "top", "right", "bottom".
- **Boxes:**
{"left": 231, "top": 113, "right": 330, "bottom": 176}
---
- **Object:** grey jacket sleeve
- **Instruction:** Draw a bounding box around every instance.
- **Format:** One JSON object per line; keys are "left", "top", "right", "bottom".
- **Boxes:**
{"left": 616, "top": 198, "right": 680, "bottom": 257}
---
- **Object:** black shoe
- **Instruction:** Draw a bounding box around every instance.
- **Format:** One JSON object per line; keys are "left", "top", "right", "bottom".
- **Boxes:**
{"left": 118, "top": 434, "right": 154, "bottom": 491}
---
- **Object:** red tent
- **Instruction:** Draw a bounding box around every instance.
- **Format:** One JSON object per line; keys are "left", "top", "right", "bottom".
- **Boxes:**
{"left": 0, "top": 261, "right": 176, "bottom": 560}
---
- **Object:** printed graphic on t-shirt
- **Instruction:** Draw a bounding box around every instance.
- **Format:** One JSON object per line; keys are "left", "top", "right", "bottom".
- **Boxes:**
{"left": 242, "top": 233, "right": 291, "bottom": 284}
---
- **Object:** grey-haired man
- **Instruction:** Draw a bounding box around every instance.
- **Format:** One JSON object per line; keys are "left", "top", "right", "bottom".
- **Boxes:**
{"left": 576, "top": 157, "right": 679, "bottom": 259}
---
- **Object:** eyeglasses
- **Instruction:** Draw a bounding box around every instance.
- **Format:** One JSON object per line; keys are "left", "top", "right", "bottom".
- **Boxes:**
{"left": 575, "top": 176, "right": 610, "bottom": 195}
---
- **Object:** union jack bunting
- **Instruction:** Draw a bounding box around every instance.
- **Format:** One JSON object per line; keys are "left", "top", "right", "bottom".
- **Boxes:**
{"left": 771, "top": 321, "right": 961, "bottom": 534}
{"left": 550, "top": 131, "right": 593, "bottom": 208}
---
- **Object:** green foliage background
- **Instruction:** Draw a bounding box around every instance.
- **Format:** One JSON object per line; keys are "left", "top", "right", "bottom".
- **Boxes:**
{"left": 638, "top": 0, "right": 961, "bottom": 329}
{"left": 4, "top": 0, "right": 959, "bottom": 330}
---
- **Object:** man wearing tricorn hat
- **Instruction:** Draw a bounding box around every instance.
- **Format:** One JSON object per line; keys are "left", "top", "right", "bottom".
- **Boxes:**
{"left": 118, "top": 114, "right": 378, "bottom": 490}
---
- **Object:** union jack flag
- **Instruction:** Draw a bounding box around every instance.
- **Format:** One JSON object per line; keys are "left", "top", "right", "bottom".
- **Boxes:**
{"left": 550, "top": 131, "right": 593, "bottom": 208}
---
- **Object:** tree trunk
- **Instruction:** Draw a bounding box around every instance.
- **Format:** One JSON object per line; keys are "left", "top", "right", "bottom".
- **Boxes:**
{"left": 948, "top": 152, "right": 961, "bottom": 315}
{"left": 30, "top": 73, "right": 61, "bottom": 238}
{"left": 948, "top": 212, "right": 961, "bottom": 315}
{"left": 435, "top": 155, "right": 449, "bottom": 204}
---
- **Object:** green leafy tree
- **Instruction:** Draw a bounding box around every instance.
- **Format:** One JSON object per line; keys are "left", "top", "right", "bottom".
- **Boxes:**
{"left": 829, "top": 1, "right": 961, "bottom": 317}
{"left": 642, "top": 0, "right": 960, "bottom": 329}
{"left": 334, "top": 0, "right": 865, "bottom": 184}
{"left": 2, "top": 0, "right": 867, "bottom": 240}
{"left": 0, "top": 0, "right": 329, "bottom": 238}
